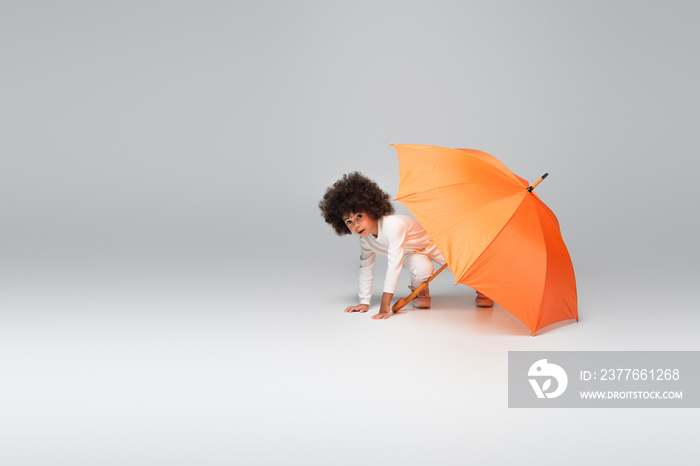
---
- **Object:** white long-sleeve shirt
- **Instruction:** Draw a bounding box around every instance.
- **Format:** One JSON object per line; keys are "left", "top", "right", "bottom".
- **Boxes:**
{"left": 358, "top": 215, "right": 439, "bottom": 305}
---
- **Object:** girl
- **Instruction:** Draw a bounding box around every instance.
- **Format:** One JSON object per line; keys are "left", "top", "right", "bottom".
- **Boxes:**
{"left": 319, "top": 172, "right": 493, "bottom": 319}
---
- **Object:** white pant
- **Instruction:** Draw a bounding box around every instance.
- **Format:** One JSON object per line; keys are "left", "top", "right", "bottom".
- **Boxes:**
{"left": 402, "top": 249, "right": 446, "bottom": 289}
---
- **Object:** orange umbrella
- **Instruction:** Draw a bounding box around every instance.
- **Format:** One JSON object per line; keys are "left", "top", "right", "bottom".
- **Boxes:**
{"left": 391, "top": 144, "right": 578, "bottom": 335}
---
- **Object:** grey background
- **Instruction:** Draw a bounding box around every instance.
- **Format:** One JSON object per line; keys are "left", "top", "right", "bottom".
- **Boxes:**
{"left": 2, "top": 1, "right": 698, "bottom": 465}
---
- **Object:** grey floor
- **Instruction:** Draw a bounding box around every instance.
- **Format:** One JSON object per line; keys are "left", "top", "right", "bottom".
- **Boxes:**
{"left": 2, "top": 265, "right": 698, "bottom": 465}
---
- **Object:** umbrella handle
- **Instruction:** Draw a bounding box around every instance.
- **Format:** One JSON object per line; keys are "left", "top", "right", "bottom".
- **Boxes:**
{"left": 392, "top": 263, "right": 449, "bottom": 312}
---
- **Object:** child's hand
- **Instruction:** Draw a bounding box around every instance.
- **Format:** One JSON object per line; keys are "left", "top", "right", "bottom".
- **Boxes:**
{"left": 371, "top": 292, "right": 394, "bottom": 320}
{"left": 344, "top": 304, "right": 369, "bottom": 313}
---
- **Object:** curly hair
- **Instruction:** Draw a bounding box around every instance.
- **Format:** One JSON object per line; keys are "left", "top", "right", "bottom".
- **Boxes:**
{"left": 319, "top": 172, "right": 395, "bottom": 236}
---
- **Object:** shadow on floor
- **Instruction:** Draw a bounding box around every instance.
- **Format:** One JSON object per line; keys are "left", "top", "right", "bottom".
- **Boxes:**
{"left": 394, "top": 290, "right": 578, "bottom": 337}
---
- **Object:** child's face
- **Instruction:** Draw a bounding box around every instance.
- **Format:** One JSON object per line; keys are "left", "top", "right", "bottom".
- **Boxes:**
{"left": 343, "top": 212, "right": 378, "bottom": 238}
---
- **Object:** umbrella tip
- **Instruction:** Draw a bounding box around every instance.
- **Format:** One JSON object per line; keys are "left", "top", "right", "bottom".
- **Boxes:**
{"left": 527, "top": 173, "right": 549, "bottom": 192}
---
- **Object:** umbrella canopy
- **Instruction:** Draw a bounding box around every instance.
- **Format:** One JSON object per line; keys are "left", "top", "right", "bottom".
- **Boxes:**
{"left": 392, "top": 144, "right": 578, "bottom": 335}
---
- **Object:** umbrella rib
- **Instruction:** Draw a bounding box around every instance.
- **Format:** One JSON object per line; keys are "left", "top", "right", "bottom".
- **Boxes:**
{"left": 533, "top": 205, "right": 552, "bottom": 331}
{"left": 453, "top": 195, "right": 526, "bottom": 284}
